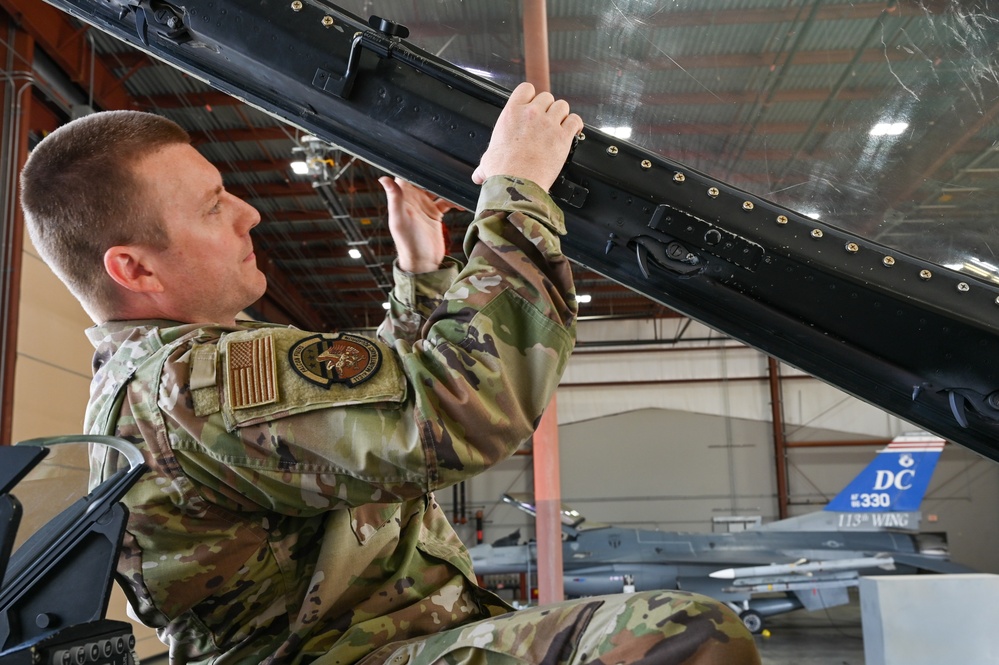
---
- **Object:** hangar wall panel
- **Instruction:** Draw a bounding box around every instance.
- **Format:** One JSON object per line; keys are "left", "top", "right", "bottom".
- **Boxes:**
{"left": 13, "top": 246, "right": 92, "bottom": 441}
{"left": 560, "top": 319, "right": 912, "bottom": 437}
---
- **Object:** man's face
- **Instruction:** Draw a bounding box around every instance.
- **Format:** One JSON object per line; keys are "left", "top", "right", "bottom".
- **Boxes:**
{"left": 134, "top": 143, "right": 267, "bottom": 324}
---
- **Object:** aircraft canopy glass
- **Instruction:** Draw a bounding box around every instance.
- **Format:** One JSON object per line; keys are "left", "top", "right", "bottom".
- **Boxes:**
{"left": 337, "top": 1, "right": 999, "bottom": 283}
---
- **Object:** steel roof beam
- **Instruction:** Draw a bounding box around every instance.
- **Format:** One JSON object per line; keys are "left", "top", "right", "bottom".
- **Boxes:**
{"left": 0, "top": 0, "right": 141, "bottom": 110}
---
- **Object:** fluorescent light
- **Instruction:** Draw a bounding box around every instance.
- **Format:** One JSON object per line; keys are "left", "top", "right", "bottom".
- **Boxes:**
{"left": 348, "top": 248, "right": 362, "bottom": 259}
{"left": 577, "top": 294, "right": 592, "bottom": 304}
{"left": 600, "top": 126, "right": 632, "bottom": 140}
{"left": 290, "top": 160, "right": 310, "bottom": 175}
{"left": 870, "top": 122, "right": 908, "bottom": 136}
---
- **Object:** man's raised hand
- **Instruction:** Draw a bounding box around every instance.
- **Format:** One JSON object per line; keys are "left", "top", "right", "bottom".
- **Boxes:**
{"left": 380, "top": 176, "right": 455, "bottom": 274}
{"left": 472, "top": 82, "right": 584, "bottom": 191}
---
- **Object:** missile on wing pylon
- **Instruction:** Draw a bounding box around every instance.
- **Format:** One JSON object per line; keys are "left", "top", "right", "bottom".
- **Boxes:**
{"left": 709, "top": 555, "right": 896, "bottom": 580}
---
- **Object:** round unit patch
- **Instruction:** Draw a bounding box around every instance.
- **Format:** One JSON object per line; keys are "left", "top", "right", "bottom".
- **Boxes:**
{"left": 289, "top": 333, "right": 381, "bottom": 388}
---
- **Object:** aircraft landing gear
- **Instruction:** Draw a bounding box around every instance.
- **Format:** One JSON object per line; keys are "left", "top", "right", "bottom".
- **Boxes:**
{"left": 739, "top": 609, "right": 765, "bottom": 635}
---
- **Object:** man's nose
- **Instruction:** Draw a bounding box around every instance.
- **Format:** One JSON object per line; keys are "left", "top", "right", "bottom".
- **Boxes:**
{"left": 234, "top": 194, "right": 261, "bottom": 232}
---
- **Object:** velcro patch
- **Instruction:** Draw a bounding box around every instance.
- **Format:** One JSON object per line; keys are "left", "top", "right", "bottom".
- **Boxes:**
{"left": 226, "top": 333, "right": 279, "bottom": 410}
{"left": 189, "top": 344, "right": 218, "bottom": 390}
{"left": 289, "top": 333, "right": 381, "bottom": 389}
{"left": 217, "top": 328, "right": 405, "bottom": 431}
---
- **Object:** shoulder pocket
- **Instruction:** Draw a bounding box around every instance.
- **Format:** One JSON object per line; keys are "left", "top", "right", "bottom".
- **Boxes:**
{"left": 218, "top": 328, "right": 406, "bottom": 431}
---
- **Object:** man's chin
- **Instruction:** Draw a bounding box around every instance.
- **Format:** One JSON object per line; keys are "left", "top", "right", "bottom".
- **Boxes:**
{"left": 242, "top": 276, "right": 269, "bottom": 313}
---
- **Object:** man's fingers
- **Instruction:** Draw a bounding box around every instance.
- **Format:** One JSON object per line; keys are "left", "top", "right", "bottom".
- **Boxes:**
{"left": 435, "top": 198, "right": 460, "bottom": 214}
{"left": 402, "top": 180, "right": 445, "bottom": 218}
{"left": 529, "top": 90, "right": 556, "bottom": 111}
{"left": 474, "top": 81, "right": 583, "bottom": 190}
{"left": 378, "top": 176, "right": 400, "bottom": 199}
{"left": 564, "top": 112, "right": 584, "bottom": 135}
{"left": 508, "top": 81, "right": 536, "bottom": 105}
{"left": 384, "top": 177, "right": 454, "bottom": 219}
{"left": 548, "top": 98, "right": 571, "bottom": 120}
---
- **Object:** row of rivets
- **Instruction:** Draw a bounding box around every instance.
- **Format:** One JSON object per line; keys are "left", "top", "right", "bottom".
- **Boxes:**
{"left": 289, "top": 3, "right": 335, "bottom": 26}
{"left": 867, "top": 253, "right": 975, "bottom": 294}
{"left": 663, "top": 161, "right": 994, "bottom": 301}
{"left": 661, "top": 169, "right": 749, "bottom": 210}
{"left": 633, "top": 154, "right": 992, "bottom": 301}
{"left": 790, "top": 216, "right": 990, "bottom": 296}
{"left": 601, "top": 143, "right": 649, "bottom": 172}
{"left": 665, "top": 162, "right": 990, "bottom": 300}
{"left": 601, "top": 146, "right": 674, "bottom": 173}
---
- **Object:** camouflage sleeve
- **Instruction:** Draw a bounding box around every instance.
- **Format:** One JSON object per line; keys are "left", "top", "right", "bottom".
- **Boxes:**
{"left": 400, "top": 175, "right": 578, "bottom": 488}
{"left": 168, "top": 176, "right": 577, "bottom": 514}
{"left": 377, "top": 257, "right": 462, "bottom": 347}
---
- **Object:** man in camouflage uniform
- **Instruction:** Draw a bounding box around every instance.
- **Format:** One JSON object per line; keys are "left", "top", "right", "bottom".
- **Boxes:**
{"left": 20, "top": 83, "right": 760, "bottom": 665}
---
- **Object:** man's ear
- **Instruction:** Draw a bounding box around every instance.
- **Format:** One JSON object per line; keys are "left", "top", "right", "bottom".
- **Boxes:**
{"left": 103, "top": 245, "right": 164, "bottom": 294}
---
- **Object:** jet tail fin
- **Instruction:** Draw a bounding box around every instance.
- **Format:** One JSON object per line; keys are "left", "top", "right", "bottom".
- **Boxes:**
{"left": 760, "top": 433, "right": 945, "bottom": 532}
{"left": 824, "top": 433, "right": 945, "bottom": 513}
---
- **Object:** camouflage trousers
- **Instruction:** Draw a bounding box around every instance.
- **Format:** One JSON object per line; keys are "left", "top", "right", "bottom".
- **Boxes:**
{"left": 341, "top": 590, "right": 760, "bottom": 665}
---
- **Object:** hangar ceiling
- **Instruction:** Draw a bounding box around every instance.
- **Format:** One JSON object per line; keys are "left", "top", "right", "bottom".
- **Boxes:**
{"left": 4, "top": 0, "right": 999, "bottom": 333}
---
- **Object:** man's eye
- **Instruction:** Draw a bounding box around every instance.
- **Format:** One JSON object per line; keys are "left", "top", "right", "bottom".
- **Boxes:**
{"left": 209, "top": 202, "right": 221, "bottom": 214}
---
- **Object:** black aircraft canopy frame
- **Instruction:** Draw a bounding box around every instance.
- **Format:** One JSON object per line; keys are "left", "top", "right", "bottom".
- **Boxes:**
{"left": 39, "top": 0, "right": 999, "bottom": 462}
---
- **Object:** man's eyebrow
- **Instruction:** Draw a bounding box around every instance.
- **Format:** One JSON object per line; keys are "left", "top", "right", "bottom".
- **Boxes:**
{"left": 203, "top": 184, "right": 224, "bottom": 206}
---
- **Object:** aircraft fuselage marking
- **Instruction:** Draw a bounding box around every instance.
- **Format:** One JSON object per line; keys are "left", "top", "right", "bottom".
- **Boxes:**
{"left": 837, "top": 512, "right": 911, "bottom": 529}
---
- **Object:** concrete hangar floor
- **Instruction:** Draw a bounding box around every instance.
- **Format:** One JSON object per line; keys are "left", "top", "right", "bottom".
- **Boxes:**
{"left": 754, "top": 592, "right": 864, "bottom": 665}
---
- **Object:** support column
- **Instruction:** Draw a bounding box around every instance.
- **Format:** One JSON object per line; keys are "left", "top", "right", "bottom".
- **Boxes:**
{"left": 522, "top": 0, "right": 563, "bottom": 605}
{"left": 0, "top": 15, "right": 33, "bottom": 445}
{"left": 522, "top": 0, "right": 551, "bottom": 95}
{"left": 768, "top": 357, "right": 789, "bottom": 519}
{"left": 532, "top": 398, "right": 563, "bottom": 604}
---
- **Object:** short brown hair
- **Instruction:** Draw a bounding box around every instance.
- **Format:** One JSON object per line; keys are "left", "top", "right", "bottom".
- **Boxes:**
{"left": 20, "top": 110, "right": 190, "bottom": 320}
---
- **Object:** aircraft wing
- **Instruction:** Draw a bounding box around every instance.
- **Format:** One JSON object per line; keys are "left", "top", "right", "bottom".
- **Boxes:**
{"left": 891, "top": 553, "right": 978, "bottom": 575}
{"left": 684, "top": 569, "right": 857, "bottom": 607}
{"left": 42, "top": 0, "right": 999, "bottom": 462}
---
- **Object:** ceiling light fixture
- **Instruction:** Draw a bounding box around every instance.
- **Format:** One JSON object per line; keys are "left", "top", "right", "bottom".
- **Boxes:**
{"left": 290, "top": 160, "right": 310, "bottom": 175}
{"left": 348, "top": 248, "right": 362, "bottom": 259}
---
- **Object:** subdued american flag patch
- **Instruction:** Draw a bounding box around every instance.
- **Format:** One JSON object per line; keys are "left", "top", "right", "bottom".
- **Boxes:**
{"left": 226, "top": 334, "right": 278, "bottom": 410}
